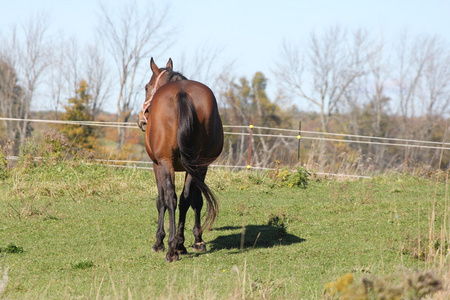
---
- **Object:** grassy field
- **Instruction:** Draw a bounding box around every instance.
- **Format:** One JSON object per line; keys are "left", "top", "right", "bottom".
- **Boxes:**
{"left": 0, "top": 161, "right": 449, "bottom": 299}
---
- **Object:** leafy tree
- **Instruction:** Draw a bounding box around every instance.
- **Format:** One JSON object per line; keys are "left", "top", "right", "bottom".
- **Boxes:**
{"left": 61, "top": 80, "right": 97, "bottom": 154}
{"left": 222, "top": 72, "right": 285, "bottom": 127}
{"left": 220, "top": 72, "right": 296, "bottom": 168}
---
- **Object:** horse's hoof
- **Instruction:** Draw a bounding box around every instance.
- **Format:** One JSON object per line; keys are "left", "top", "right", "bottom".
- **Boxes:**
{"left": 165, "top": 252, "right": 179, "bottom": 262}
{"left": 152, "top": 243, "right": 165, "bottom": 253}
{"left": 177, "top": 245, "right": 188, "bottom": 255}
{"left": 193, "top": 241, "right": 207, "bottom": 252}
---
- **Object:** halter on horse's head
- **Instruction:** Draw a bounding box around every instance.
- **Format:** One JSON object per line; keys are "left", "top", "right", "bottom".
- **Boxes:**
{"left": 138, "top": 58, "right": 187, "bottom": 131}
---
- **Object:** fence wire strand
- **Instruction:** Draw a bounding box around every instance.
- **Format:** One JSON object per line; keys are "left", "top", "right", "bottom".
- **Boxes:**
{"left": 1, "top": 117, "right": 448, "bottom": 178}
{"left": 2, "top": 116, "right": 449, "bottom": 150}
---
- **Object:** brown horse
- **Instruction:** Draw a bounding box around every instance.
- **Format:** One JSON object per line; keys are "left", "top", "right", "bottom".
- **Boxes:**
{"left": 138, "top": 58, "right": 224, "bottom": 261}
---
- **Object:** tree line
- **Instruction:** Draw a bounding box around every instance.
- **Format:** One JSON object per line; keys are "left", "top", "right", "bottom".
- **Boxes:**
{"left": 0, "top": 5, "right": 449, "bottom": 172}
{"left": 273, "top": 26, "right": 449, "bottom": 171}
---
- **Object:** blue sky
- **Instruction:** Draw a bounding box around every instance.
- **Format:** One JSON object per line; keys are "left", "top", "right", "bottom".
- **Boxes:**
{"left": 1, "top": 0, "right": 449, "bottom": 111}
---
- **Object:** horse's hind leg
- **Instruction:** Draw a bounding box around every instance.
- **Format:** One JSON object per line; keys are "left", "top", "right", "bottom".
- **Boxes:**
{"left": 152, "top": 165, "right": 166, "bottom": 253}
{"left": 153, "top": 164, "right": 179, "bottom": 261}
{"left": 176, "top": 173, "right": 204, "bottom": 252}
{"left": 174, "top": 173, "right": 190, "bottom": 255}
{"left": 159, "top": 164, "right": 179, "bottom": 262}
{"left": 192, "top": 168, "right": 207, "bottom": 252}
{"left": 152, "top": 194, "right": 166, "bottom": 252}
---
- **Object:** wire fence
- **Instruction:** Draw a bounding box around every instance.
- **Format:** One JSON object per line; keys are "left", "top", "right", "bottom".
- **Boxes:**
{"left": 1, "top": 117, "right": 449, "bottom": 178}
{"left": 5, "top": 155, "right": 372, "bottom": 179}
{"left": 3, "top": 117, "right": 448, "bottom": 149}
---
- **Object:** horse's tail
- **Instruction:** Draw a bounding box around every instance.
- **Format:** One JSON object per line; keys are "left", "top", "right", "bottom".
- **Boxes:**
{"left": 176, "top": 93, "right": 218, "bottom": 233}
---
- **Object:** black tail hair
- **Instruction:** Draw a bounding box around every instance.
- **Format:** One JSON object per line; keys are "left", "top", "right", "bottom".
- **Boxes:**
{"left": 176, "top": 93, "right": 218, "bottom": 232}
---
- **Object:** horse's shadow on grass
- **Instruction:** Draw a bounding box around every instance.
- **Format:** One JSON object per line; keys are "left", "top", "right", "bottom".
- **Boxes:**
{"left": 206, "top": 225, "right": 306, "bottom": 253}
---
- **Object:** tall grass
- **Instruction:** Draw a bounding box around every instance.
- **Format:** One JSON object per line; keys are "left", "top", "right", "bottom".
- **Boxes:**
{"left": 322, "top": 171, "right": 450, "bottom": 299}
{"left": 0, "top": 133, "right": 449, "bottom": 299}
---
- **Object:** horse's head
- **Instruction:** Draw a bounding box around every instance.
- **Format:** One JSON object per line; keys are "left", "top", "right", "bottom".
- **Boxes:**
{"left": 138, "top": 57, "right": 173, "bottom": 131}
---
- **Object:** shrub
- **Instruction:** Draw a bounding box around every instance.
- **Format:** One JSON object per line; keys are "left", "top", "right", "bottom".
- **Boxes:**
{"left": 41, "top": 129, "right": 69, "bottom": 164}
{"left": 18, "top": 137, "right": 40, "bottom": 169}
{"left": 18, "top": 133, "right": 69, "bottom": 170}
{"left": 16, "top": 130, "right": 72, "bottom": 170}
{"left": 272, "top": 167, "right": 311, "bottom": 188}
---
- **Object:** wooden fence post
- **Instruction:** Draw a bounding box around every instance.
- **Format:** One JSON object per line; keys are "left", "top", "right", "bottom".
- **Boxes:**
{"left": 247, "top": 117, "right": 253, "bottom": 170}
{"left": 297, "top": 120, "right": 302, "bottom": 166}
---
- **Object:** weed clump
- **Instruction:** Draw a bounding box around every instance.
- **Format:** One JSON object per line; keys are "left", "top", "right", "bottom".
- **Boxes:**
{"left": 271, "top": 167, "right": 311, "bottom": 188}
{"left": 324, "top": 271, "right": 442, "bottom": 299}
{"left": 324, "top": 273, "right": 355, "bottom": 298}
{"left": 0, "top": 243, "right": 24, "bottom": 254}
{"left": 41, "top": 129, "right": 69, "bottom": 164}
{"left": 0, "top": 145, "right": 9, "bottom": 180}
{"left": 71, "top": 260, "right": 94, "bottom": 270}
{"left": 403, "top": 233, "right": 450, "bottom": 262}
{"left": 18, "top": 129, "right": 70, "bottom": 169}
{"left": 268, "top": 214, "right": 289, "bottom": 235}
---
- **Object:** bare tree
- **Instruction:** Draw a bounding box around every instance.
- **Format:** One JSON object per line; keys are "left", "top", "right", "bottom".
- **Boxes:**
{"left": 177, "top": 45, "right": 229, "bottom": 87}
{"left": 48, "top": 36, "right": 67, "bottom": 118}
{"left": 418, "top": 37, "right": 450, "bottom": 120}
{"left": 276, "top": 26, "right": 366, "bottom": 133}
{"left": 49, "top": 34, "right": 110, "bottom": 121}
{"left": 365, "top": 37, "right": 391, "bottom": 137}
{"left": 82, "top": 44, "right": 111, "bottom": 120}
{"left": 394, "top": 33, "right": 429, "bottom": 123}
{"left": 97, "top": 2, "right": 173, "bottom": 149}
{"left": 0, "top": 60, "right": 22, "bottom": 145}
{"left": 0, "top": 14, "right": 51, "bottom": 154}
{"left": 48, "top": 36, "right": 79, "bottom": 118}
{"left": 348, "top": 35, "right": 393, "bottom": 168}
{"left": 392, "top": 34, "right": 450, "bottom": 139}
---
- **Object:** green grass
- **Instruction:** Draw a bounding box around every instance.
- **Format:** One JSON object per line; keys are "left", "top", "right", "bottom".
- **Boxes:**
{"left": 0, "top": 162, "right": 449, "bottom": 299}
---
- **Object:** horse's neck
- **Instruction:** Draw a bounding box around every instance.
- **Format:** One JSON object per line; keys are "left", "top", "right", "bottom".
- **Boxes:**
{"left": 168, "top": 72, "right": 187, "bottom": 82}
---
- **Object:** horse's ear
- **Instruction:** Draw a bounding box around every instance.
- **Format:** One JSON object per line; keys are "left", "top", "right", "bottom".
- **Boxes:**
{"left": 166, "top": 58, "right": 173, "bottom": 71}
{"left": 150, "top": 57, "right": 159, "bottom": 74}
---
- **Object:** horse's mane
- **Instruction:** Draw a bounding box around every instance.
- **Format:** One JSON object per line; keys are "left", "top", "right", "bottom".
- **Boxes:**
{"left": 165, "top": 69, "right": 187, "bottom": 82}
